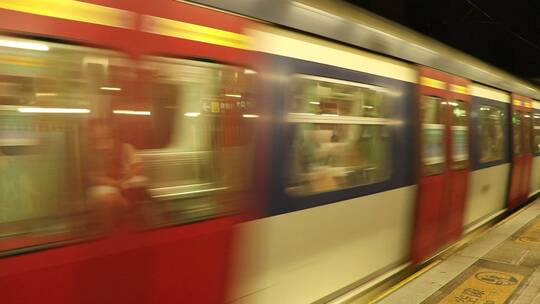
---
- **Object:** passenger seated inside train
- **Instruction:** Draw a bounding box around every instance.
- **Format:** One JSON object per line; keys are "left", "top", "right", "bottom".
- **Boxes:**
{"left": 86, "top": 119, "right": 150, "bottom": 213}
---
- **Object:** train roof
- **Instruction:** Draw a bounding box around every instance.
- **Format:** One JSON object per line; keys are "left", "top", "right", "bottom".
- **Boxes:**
{"left": 190, "top": 0, "right": 540, "bottom": 99}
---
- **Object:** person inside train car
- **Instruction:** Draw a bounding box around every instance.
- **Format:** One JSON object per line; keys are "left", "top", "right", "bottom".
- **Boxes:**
{"left": 86, "top": 119, "right": 150, "bottom": 225}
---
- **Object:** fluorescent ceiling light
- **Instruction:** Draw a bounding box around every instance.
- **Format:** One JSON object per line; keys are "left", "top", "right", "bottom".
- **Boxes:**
{"left": 242, "top": 114, "right": 259, "bottom": 118}
{"left": 113, "top": 110, "right": 151, "bottom": 116}
{"left": 100, "top": 87, "right": 121, "bottom": 91}
{"left": 0, "top": 39, "right": 49, "bottom": 51}
{"left": 309, "top": 101, "right": 320, "bottom": 105}
{"left": 18, "top": 107, "right": 90, "bottom": 114}
{"left": 184, "top": 112, "right": 200, "bottom": 117}
{"left": 35, "top": 93, "right": 58, "bottom": 97}
{"left": 244, "top": 69, "right": 257, "bottom": 74}
{"left": 289, "top": 112, "right": 316, "bottom": 116}
{"left": 225, "top": 94, "right": 242, "bottom": 98}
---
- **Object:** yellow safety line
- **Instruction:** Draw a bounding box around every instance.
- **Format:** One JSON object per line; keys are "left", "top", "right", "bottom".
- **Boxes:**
{"left": 367, "top": 259, "right": 443, "bottom": 304}
{"left": 0, "top": 0, "right": 135, "bottom": 29}
{"left": 141, "top": 15, "right": 250, "bottom": 50}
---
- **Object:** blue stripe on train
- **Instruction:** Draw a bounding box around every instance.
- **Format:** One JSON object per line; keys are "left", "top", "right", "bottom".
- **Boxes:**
{"left": 265, "top": 55, "right": 417, "bottom": 216}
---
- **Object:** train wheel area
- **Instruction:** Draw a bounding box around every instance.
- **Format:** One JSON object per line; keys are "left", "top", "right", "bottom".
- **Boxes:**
{"left": 359, "top": 199, "right": 540, "bottom": 304}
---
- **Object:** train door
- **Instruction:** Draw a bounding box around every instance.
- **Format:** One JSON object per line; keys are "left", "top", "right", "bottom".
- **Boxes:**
{"left": 411, "top": 67, "right": 471, "bottom": 262}
{"left": 508, "top": 95, "right": 533, "bottom": 209}
{"left": 132, "top": 2, "right": 258, "bottom": 303}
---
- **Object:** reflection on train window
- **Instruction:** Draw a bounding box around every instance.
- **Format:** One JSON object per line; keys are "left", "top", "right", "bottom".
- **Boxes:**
{"left": 522, "top": 112, "right": 532, "bottom": 155}
{"left": 113, "top": 57, "right": 258, "bottom": 228}
{"left": 421, "top": 96, "right": 445, "bottom": 176}
{"left": 286, "top": 75, "right": 392, "bottom": 196}
{"left": 0, "top": 36, "right": 130, "bottom": 253}
{"left": 512, "top": 110, "right": 522, "bottom": 156}
{"left": 450, "top": 100, "right": 468, "bottom": 169}
{"left": 533, "top": 114, "right": 540, "bottom": 153}
{"left": 478, "top": 105, "right": 504, "bottom": 163}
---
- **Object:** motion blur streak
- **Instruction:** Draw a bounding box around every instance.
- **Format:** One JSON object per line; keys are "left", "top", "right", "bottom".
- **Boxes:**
{"left": 1, "top": 1, "right": 540, "bottom": 304}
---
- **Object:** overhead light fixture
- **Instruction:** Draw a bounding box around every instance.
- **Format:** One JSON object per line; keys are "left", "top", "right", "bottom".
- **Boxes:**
{"left": 35, "top": 93, "right": 58, "bottom": 97}
{"left": 309, "top": 101, "right": 320, "bottom": 105}
{"left": 289, "top": 112, "right": 316, "bottom": 116}
{"left": 225, "top": 94, "right": 242, "bottom": 98}
{"left": 100, "top": 87, "right": 121, "bottom": 91}
{"left": 0, "top": 39, "right": 49, "bottom": 51}
{"left": 184, "top": 112, "right": 200, "bottom": 117}
{"left": 18, "top": 107, "right": 90, "bottom": 114}
{"left": 113, "top": 110, "right": 151, "bottom": 116}
{"left": 242, "top": 114, "right": 259, "bottom": 118}
{"left": 244, "top": 69, "right": 257, "bottom": 75}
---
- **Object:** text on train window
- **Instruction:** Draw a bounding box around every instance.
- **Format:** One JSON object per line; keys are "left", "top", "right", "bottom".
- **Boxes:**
{"left": 286, "top": 75, "right": 392, "bottom": 196}
{"left": 478, "top": 105, "right": 504, "bottom": 163}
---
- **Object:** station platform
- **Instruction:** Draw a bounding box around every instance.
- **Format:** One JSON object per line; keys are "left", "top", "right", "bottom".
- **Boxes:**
{"left": 371, "top": 199, "right": 540, "bottom": 304}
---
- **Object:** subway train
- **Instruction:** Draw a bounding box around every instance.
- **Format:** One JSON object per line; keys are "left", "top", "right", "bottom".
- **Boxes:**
{"left": 1, "top": 1, "right": 540, "bottom": 304}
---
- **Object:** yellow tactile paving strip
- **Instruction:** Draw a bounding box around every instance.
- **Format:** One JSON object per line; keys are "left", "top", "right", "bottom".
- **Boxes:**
{"left": 438, "top": 268, "right": 524, "bottom": 303}
{"left": 514, "top": 219, "right": 540, "bottom": 245}
{"left": 422, "top": 260, "right": 532, "bottom": 304}
{"left": 418, "top": 216, "right": 540, "bottom": 304}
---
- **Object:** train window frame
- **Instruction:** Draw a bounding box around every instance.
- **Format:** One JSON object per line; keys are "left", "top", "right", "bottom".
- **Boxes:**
{"left": 533, "top": 112, "right": 540, "bottom": 155}
{"left": 420, "top": 95, "right": 445, "bottom": 176}
{"left": 449, "top": 100, "right": 469, "bottom": 170}
{"left": 470, "top": 98, "right": 510, "bottom": 170}
{"left": 522, "top": 111, "right": 533, "bottom": 156}
{"left": 284, "top": 74, "right": 394, "bottom": 197}
{"left": 477, "top": 103, "right": 505, "bottom": 164}
{"left": 512, "top": 109, "right": 523, "bottom": 157}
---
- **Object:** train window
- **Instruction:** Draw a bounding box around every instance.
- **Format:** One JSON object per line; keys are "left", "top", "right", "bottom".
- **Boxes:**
{"left": 533, "top": 114, "right": 540, "bottom": 153}
{"left": 449, "top": 100, "right": 468, "bottom": 169}
{"left": 478, "top": 105, "right": 504, "bottom": 163}
{"left": 0, "top": 36, "right": 131, "bottom": 254}
{"left": 522, "top": 112, "right": 532, "bottom": 155}
{"left": 0, "top": 37, "right": 258, "bottom": 252}
{"left": 421, "top": 96, "right": 445, "bottom": 176}
{"left": 286, "top": 75, "right": 392, "bottom": 196}
{"left": 112, "top": 57, "right": 258, "bottom": 228}
{"left": 512, "top": 110, "right": 522, "bottom": 156}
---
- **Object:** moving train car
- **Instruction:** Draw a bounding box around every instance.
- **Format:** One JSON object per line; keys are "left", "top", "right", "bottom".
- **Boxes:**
{"left": 1, "top": 1, "right": 540, "bottom": 304}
